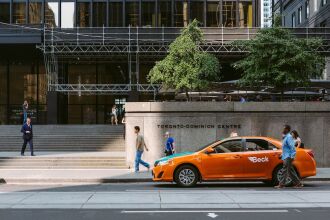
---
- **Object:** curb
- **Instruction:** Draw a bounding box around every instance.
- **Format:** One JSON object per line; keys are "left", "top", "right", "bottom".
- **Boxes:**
{"left": 0, "top": 178, "right": 329, "bottom": 184}
{"left": 0, "top": 178, "right": 154, "bottom": 184}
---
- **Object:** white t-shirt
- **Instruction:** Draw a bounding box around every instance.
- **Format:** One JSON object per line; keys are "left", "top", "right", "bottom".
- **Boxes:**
{"left": 112, "top": 108, "right": 117, "bottom": 116}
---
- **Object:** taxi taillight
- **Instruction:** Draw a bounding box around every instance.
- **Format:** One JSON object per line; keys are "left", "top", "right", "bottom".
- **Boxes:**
{"left": 307, "top": 150, "right": 315, "bottom": 158}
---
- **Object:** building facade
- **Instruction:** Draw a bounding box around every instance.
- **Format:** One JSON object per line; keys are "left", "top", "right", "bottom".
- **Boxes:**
{"left": 0, "top": 0, "right": 260, "bottom": 28}
{"left": 272, "top": 0, "right": 330, "bottom": 79}
{"left": 273, "top": 0, "right": 329, "bottom": 27}
{"left": 0, "top": 0, "right": 262, "bottom": 125}
{"left": 261, "top": 0, "right": 272, "bottom": 27}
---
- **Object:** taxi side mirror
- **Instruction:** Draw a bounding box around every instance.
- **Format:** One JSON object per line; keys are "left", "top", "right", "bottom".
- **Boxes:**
{"left": 205, "top": 148, "right": 215, "bottom": 155}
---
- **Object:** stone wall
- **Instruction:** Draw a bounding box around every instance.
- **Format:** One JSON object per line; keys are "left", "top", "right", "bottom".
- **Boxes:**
{"left": 125, "top": 102, "right": 330, "bottom": 167}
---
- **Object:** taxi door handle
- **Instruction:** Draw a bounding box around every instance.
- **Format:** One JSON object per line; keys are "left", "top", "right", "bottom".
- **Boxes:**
{"left": 233, "top": 155, "right": 242, "bottom": 159}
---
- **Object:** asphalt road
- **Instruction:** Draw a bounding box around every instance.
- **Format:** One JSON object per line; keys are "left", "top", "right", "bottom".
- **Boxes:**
{"left": 0, "top": 181, "right": 330, "bottom": 220}
{"left": 1, "top": 208, "right": 330, "bottom": 220}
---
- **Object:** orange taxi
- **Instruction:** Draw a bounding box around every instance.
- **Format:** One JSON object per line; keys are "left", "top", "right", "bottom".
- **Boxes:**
{"left": 152, "top": 136, "right": 316, "bottom": 187}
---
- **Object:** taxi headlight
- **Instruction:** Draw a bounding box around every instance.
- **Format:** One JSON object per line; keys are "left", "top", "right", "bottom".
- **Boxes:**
{"left": 158, "top": 159, "right": 173, "bottom": 166}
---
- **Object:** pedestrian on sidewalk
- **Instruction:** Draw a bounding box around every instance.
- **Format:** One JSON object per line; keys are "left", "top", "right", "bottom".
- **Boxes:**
{"left": 22, "top": 100, "right": 28, "bottom": 124}
{"left": 111, "top": 105, "right": 118, "bottom": 125}
{"left": 291, "top": 130, "right": 304, "bottom": 148}
{"left": 275, "top": 125, "right": 303, "bottom": 189}
{"left": 134, "top": 126, "right": 150, "bottom": 172}
{"left": 20, "top": 117, "right": 35, "bottom": 156}
{"left": 164, "top": 131, "right": 175, "bottom": 156}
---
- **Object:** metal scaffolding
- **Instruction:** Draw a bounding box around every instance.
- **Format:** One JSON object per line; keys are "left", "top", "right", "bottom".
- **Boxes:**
{"left": 37, "top": 26, "right": 330, "bottom": 94}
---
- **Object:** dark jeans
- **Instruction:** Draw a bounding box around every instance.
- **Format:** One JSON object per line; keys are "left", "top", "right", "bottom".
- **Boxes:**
{"left": 21, "top": 139, "right": 34, "bottom": 155}
{"left": 165, "top": 150, "right": 173, "bottom": 157}
{"left": 280, "top": 157, "right": 301, "bottom": 186}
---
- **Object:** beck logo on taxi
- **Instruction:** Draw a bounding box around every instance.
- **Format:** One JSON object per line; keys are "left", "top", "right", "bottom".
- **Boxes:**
{"left": 248, "top": 156, "right": 269, "bottom": 163}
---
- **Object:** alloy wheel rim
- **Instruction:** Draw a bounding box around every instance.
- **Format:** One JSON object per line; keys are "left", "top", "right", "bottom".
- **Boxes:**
{"left": 178, "top": 169, "right": 195, "bottom": 185}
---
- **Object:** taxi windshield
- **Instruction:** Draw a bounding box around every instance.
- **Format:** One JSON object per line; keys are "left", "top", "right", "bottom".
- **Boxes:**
{"left": 195, "top": 140, "right": 219, "bottom": 152}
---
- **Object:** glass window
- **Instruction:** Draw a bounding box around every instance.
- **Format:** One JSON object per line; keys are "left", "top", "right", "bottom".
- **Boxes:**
{"left": 77, "top": 2, "right": 91, "bottom": 27}
{"left": 61, "top": 1, "right": 75, "bottom": 28}
{"left": 298, "top": 6, "right": 302, "bottom": 24}
{"left": 245, "top": 139, "right": 271, "bottom": 151}
{"left": 38, "top": 65, "right": 47, "bottom": 105}
{"left": 322, "top": 0, "right": 327, "bottom": 6}
{"left": 126, "top": 2, "right": 139, "bottom": 26}
{"left": 214, "top": 140, "right": 243, "bottom": 153}
{"left": 109, "top": 2, "right": 123, "bottom": 27}
{"left": 190, "top": 1, "right": 204, "bottom": 25}
{"left": 45, "top": 1, "right": 59, "bottom": 27}
{"left": 292, "top": 12, "right": 296, "bottom": 27}
{"left": 314, "top": 0, "right": 318, "bottom": 12}
{"left": 305, "top": 1, "right": 310, "bottom": 19}
{"left": 141, "top": 1, "right": 156, "bottom": 27}
{"left": 158, "top": 1, "right": 171, "bottom": 27}
{"left": 9, "top": 63, "right": 38, "bottom": 124}
{"left": 29, "top": 1, "right": 43, "bottom": 24}
{"left": 0, "top": 3, "right": 10, "bottom": 23}
{"left": 0, "top": 105, "right": 6, "bottom": 125}
{"left": 0, "top": 63, "right": 7, "bottom": 105}
{"left": 207, "top": 2, "right": 219, "bottom": 27}
{"left": 222, "top": 1, "right": 236, "bottom": 27}
{"left": 238, "top": 1, "right": 252, "bottom": 27}
{"left": 93, "top": 2, "right": 107, "bottom": 27}
{"left": 174, "top": 1, "right": 184, "bottom": 27}
{"left": 13, "top": 1, "right": 27, "bottom": 24}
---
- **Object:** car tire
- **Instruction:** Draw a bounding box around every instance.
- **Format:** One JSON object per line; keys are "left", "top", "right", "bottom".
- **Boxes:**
{"left": 174, "top": 165, "right": 199, "bottom": 187}
{"left": 272, "top": 165, "right": 297, "bottom": 186}
{"left": 262, "top": 180, "right": 273, "bottom": 186}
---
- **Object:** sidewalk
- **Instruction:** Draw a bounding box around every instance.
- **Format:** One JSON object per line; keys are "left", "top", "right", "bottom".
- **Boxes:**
{"left": 0, "top": 168, "right": 329, "bottom": 185}
{"left": 1, "top": 189, "right": 330, "bottom": 209}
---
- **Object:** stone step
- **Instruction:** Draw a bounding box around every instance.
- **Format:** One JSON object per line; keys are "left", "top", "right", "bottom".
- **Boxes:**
{"left": 0, "top": 155, "right": 127, "bottom": 169}
{"left": 0, "top": 125, "right": 126, "bottom": 153}
{"left": 0, "top": 148, "right": 125, "bottom": 153}
{"left": 0, "top": 166, "right": 128, "bottom": 169}
{"left": 0, "top": 141, "right": 125, "bottom": 146}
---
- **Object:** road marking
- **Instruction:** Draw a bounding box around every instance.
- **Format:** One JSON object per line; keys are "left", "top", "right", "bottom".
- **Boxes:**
{"left": 121, "top": 210, "right": 289, "bottom": 214}
{"left": 207, "top": 213, "right": 218, "bottom": 218}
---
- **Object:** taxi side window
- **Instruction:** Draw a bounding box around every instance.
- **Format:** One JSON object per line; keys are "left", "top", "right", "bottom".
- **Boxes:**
{"left": 214, "top": 140, "right": 243, "bottom": 153}
{"left": 245, "top": 139, "right": 270, "bottom": 151}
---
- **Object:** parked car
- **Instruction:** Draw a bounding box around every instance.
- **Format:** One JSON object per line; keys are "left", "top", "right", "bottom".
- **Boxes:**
{"left": 152, "top": 136, "right": 316, "bottom": 187}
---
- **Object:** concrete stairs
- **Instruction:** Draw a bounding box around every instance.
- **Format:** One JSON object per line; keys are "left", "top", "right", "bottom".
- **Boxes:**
{"left": 0, "top": 125, "right": 127, "bottom": 169}
{"left": 0, "top": 125, "right": 125, "bottom": 152}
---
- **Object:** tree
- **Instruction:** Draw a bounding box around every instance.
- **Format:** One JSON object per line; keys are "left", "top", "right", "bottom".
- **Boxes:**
{"left": 233, "top": 17, "right": 325, "bottom": 95}
{"left": 148, "top": 19, "right": 221, "bottom": 100}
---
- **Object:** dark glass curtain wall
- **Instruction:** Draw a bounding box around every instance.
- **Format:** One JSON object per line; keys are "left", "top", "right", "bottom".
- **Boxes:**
{"left": 0, "top": 0, "right": 255, "bottom": 27}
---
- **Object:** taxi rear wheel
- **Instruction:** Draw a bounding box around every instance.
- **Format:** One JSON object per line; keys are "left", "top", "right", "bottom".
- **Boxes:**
{"left": 174, "top": 165, "right": 199, "bottom": 187}
{"left": 272, "top": 165, "right": 296, "bottom": 186}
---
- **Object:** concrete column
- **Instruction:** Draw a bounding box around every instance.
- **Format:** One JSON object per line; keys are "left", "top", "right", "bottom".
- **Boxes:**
{"left": 47, "top": 91, "right": 58, "bottom": 124}
{"left": 324, "top": 57, "right": 330, "bottom": 80}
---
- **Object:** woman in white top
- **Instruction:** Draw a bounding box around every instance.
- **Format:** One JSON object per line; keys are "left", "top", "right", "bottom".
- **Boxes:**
{"left": 291, "top": 130, "right": 303, "bottom": 148}
{"left": 111, "top": 105, "right": 118, "bottom": 125}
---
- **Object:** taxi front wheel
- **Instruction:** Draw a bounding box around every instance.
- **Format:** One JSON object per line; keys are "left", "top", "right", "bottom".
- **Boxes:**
{"left": 174, "top": 165, "right": 199, "bottom": 187}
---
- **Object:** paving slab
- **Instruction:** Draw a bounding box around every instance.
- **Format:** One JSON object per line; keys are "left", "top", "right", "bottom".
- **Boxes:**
{"left": 223, "top": 192, "right": 306, "bottom": 204}
{"left": 87, "top": 192, "right": 160, "bottom": 204}
{"left": 19, "top": 192, "right": 92, "bottom": 204}
{"left": 0, "top": 192, "right": 34, "bottom": 204}
{"left": 291, "top": 192, "right": 330, "bottom": 203}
